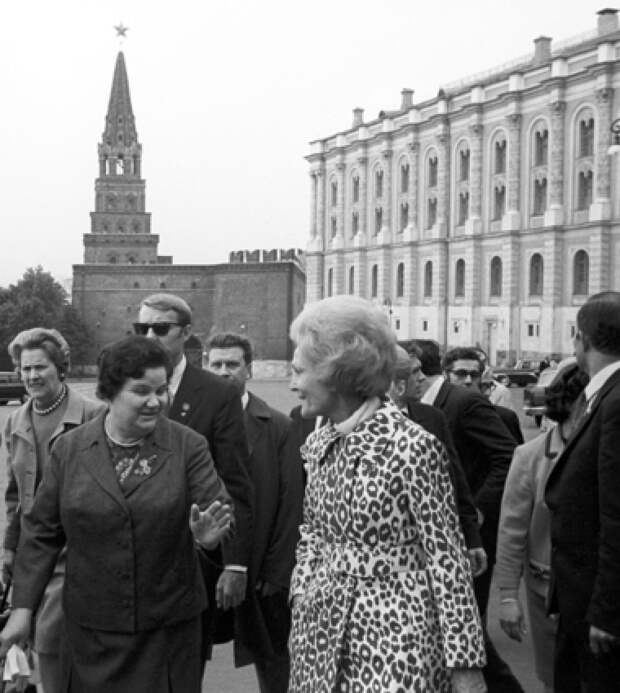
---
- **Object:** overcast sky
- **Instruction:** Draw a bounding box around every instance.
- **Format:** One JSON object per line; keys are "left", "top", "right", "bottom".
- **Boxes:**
{"left": 0, "top": 0, "right": 610, "bottom": 287}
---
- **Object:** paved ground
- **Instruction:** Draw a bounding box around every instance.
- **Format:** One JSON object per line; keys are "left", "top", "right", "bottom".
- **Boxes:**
{"left": 0, "top": 381, "right": 543, "bottom": 692}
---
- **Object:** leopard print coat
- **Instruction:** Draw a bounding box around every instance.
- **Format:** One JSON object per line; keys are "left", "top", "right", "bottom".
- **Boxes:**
{"left": 289, "top": 400, "right": 485, "bottom": 692}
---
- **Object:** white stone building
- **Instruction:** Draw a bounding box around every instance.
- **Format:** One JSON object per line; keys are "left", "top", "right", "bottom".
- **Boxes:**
{"left": 305, "top": 8, "right": 620, "bottom": 365}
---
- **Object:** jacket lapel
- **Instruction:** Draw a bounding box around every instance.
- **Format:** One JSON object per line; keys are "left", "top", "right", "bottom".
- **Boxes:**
{"left": 11, "top": 404, "right": 36, "bottom": 449}
{"left": 169, "top": 364, "right": 201, "bottom": 423}
{"left": 79, "top": 418, "right": 129, "bottom": 511}
{"left": 433, "top": 379, "right": 450, "bottom": 409}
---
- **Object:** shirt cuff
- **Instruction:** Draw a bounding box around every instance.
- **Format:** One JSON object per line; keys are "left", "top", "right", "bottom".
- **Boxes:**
{"left": 224, "top": 564, "right": 247, "bottom": 573}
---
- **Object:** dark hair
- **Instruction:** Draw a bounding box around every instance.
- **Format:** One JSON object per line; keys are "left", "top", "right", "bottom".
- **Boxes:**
{"left": 8, "top": 328, "right": 71, "bottom": 380}
{"left": 141, "top": 293, "right": 192, "bottom": 326}
{"left": 544, "top": 363, "right": 589, "bottom": 423}
{"left": 442, "top": 347, "right": 484, "bottom": 373}
{"left": 97, "top": 336, "right": 173, "bottom": 400}
{"left": 577, "top": 291, "right": 620, "bottom": 357}
{"left": 206, "top": 332, "right": 253, "bottom": 365}
{"left": 406, "top": 339, "right": 442, "bottom": 376}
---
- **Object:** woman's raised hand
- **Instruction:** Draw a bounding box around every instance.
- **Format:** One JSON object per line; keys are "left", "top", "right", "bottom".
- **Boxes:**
{"left": 189, "top": 501, "right": 232, "bottom": 550}
{"left": 0, "top": 608, "right": 32, "bottom": 658}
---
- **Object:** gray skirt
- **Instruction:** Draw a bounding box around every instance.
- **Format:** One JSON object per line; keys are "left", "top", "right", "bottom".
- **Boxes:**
{"left": 64, "top": 615, "right": 202, "bottom": 693}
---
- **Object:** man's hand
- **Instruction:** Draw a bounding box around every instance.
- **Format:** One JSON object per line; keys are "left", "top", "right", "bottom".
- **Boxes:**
{"left": 499, "top": 598, "right": 527, "bottom": 642}
{"left": 216, "top": 570, "right": 247, "bottom": 610}
{"left": 467, "top": 548, "right": 488, "bottom": 578}
{"left": 589, "top": 625, "right": 619, "bottom": 655}
{"left": 0, "top": 608, "right": 32, "bottom": 658}
{"left": 450, "top": 667, "right": 487, "bottom": 692}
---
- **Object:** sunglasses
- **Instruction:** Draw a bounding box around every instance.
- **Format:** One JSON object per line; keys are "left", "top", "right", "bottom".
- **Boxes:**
{"left": 133, "top": 322, "right": 182, "bottom": 337}
{"left": 450, "top": 369, "right": 482, "bottom": 379}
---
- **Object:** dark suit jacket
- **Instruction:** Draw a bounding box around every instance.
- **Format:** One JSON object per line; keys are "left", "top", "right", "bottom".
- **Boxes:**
{"left": 12, "top": 414, "right": 230, "bottom": 632}
{"left": 235, "top": 393, "right": 304, "bottom": 666}
{"left": 170, "top": 363, "right": 253, "bottom": 566}
{"left": 432, "top": 380, "right": 517, "bottom": 539}
{"left": 405, "top": 400, "right": 481, "bottom": 549}
{"left": 495, "top": 405, "right": 524, "bottom": 445}
{"left": 545, "top": 368, "right": 620, "bottom": 638}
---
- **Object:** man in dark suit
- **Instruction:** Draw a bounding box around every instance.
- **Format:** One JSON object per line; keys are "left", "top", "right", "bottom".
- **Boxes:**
{"left": 206, "top": 332, "right": 303, "bottom": 693}
{"left": 443, "top": 348, "right": 524, "bottom": 446}
{"left": 136, "top": 294, "right": 253, "bottom": 659}
{"left": 545, "top": 291, "right": 620, "bottom": 691}
{"left": 403, "top": 339, "right": 522, "bottom": 693}
{"left": 390, "top": 345, "right": 485, "bottom": 575}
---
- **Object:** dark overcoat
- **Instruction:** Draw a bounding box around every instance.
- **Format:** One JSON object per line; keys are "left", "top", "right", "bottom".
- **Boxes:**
{"left": 235, "top": 393, "right": 304, "bottom": 666}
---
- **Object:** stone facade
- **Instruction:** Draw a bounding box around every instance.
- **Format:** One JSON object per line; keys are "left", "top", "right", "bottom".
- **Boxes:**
{"left": 73, "top": 52, "right": 305, "bottom": 366}
{"left": 305, "top": 9, "right": 620, "bottom": 365}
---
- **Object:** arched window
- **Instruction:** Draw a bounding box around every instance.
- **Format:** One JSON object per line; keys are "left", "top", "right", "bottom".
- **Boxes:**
{"left": 529, "top": 253, "right": 544, "bottom": 296}
{"left": 455, "top": 259, "right": 465, "bottom": 297}
{"left": 400, "top": 163, "right": 410, "bottom": 193}
{"left": 375, "top": 170, "right": 383, "bottom": 198}
{"left": 494, "top": 138, "right": 507, "bottom": 174}
{"left": 490, "top": 256, "right": 502, "bottom": 297}
{"left": 400, "top": 203, "right": 409, "bottom": 231}
{"left": 577, "top": 170, "right": 593, "bottom": 210}
{"left": 327, "top": 268, "right": 333, "bottom": 297}
{"left": 579, "top": 117, "right": 595, "bottom": 157}
{"left": 348, "top": 266, "right": 355, "bottom": 294}
{"left": 352, "top": 176, "right": 360, "bottom": 203}
{"left": 535, "top": 129, "right": 549, "bottom": 166}
{"left": 573, "top": 250, "right": 589, "bottom": 295}
{"left": 424, "top": 261, "right": 433, "bottom": 298}
{"left": 428, "top": 156, "right": 438, "bottom": 187}
{"left": 459, "top": 148, "right": 470, "bottom": 182}
{"left": 330, "top": 181, "right": 338, "bottom": 207}
{"left": 396, "top": 263, "right": 404, "bottom": 298}
{"left": 371, "top": 265, "right": 378, "bottom": 298}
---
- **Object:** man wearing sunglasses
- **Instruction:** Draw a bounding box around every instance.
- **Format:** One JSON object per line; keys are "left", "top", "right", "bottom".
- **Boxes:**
{"left": 135, "top": 294, "right": 253, "bottom": 666}
{"left": 407, "top": 339, "right": 522, "bottom": 693}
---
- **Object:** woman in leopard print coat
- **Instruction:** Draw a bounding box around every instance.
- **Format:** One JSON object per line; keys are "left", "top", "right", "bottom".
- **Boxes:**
{"left": 288, "top": 296, "right": 486, "bottom": 693}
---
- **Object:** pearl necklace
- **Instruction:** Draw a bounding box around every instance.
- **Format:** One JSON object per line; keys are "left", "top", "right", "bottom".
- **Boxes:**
{"left": 32, "top": 384, "right": 68, "bottom": 416}
{"left": 104, "top": 416, "right": 143, "bottom": 448}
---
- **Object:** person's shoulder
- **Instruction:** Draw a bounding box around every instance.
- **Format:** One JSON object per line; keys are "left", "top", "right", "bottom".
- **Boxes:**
{"left": 248, "top": 392, "right": 292, "bottom": 430}
{"left": 161, "top": 416, "right": 209, "bottom": 448}
{"left": 54, "top": 413, "right": 104, "bottom": 450}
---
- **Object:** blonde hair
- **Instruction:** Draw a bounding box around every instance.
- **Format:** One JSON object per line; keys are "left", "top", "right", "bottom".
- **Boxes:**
{"left": 290, "top": 295, "right": 397, "bottom": 399}
{"left": 8, "top": 327, "right": 71, "bottom": 379}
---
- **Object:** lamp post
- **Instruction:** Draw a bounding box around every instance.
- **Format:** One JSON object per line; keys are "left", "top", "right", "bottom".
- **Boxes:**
{"left": 608, "top": 118, "right": 620, "bottom": 156}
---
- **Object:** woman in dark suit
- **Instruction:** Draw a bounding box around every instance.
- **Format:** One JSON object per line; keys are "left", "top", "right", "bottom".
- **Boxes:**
{"left": 0, "top": 335, "right": 232, "bottom": 693}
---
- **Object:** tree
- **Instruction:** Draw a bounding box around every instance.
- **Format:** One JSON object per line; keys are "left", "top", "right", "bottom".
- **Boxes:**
{"left": 0, "top": 266, "right": 94, "bottom": 370}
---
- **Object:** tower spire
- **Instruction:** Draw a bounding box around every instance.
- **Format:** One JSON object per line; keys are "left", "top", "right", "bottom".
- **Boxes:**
{"left": 103, "top": 52, "right": 138, "bottom": 152}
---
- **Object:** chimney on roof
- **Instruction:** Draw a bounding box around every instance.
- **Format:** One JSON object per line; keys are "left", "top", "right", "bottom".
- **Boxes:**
{"left": 597, "top": 8, "right": 619, "bottom": 35}
{"left": 533, "top": 36, "right": 552, "bottom": 64}
{"left": 401, "top": 88, "right": 414, "bottom": 110}
{"left": 352, "top": 107, "right": 364, "bottom": 128}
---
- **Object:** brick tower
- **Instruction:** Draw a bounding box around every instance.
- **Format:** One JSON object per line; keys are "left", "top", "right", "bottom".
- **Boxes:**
{"left": 84, "top": 51, "right": 160, "bottom": 265}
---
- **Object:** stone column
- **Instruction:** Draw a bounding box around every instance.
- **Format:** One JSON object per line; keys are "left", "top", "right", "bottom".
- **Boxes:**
{"left": 465, "top": 123, "right": 482, "bottom": 235}
{"left": 436, "top": 126, "right": 450, "bottom": 237}
{"left": 309, "top": 171, "right": 317, "bottom": 239}
{"left": 355, "top": 156, "right": 368, "bottom": 246}
{"left": 544, "top": 101, "right": 566, "bottom": 226}
{"left": 407, "top": 141, "right": 419, "bottom": 237}
{"left": 334, "top": 162, "right": 346, "bottom": 248}
{"left": 379, "top": 148, "right": 393, "bottom": 242}
{"left": 503, "top": 113, "right": 522, "bottom": 230}
{"left": 591, "top": 87, "right": 613, "bottom": 220}
{"left": 316, "top": 169, "right": 326, "bottom": 245}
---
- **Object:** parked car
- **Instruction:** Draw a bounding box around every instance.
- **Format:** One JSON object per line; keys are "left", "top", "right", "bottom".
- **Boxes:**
{"left": 0, "top": 371, "right": 27, "bottom": 405}
{"left": 523, "top": 366, "right": 559, "bottom": 426}
{"left": 492, "top": 359, "right": 542, "bottom": 387}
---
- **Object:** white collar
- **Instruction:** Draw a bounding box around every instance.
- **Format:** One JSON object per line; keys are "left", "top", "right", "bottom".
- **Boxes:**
{"left": 169, "top": 354, "right": 187, "bottom": 399}
{"left": 421, "top": 375, "right": 445, "bottom": 405}
{"left": 584, "top": 360, "right": 620, "bottom": 404}
{"left": 241, "top": 391, "right": 249, "bottom": 410}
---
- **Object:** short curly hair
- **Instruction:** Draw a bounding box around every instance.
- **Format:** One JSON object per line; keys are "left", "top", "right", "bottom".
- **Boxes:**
{"left": 8, "top": 327, "right": 71, "bottom": 380}
{"left": 544, "top": 361, "right": 589, "bottom": 424}
{"left": 97, "top": 335, "right": 173, "bottom": 401}
{"left": 290, "top": 295, "right": 397, "bottom": 400}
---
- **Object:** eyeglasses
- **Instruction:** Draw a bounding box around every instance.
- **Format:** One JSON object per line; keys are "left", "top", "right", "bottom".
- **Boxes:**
{"left": 450, "top": 369, "right": 482, "bottom": 379}
{"left": 133, "top": 322, "right": 182, "bottom": 337}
